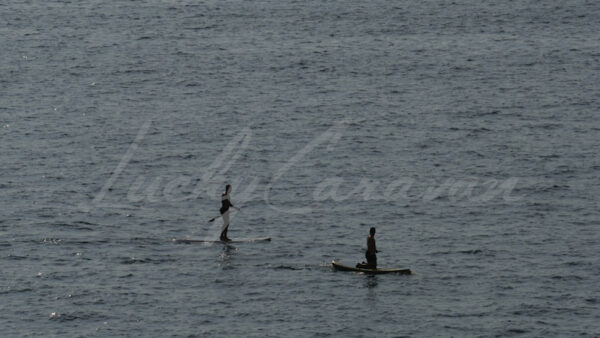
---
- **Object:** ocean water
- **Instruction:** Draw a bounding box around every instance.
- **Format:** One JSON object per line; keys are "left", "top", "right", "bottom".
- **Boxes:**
{"left": 1, "top": 0, "right": 599, "bottom": 336}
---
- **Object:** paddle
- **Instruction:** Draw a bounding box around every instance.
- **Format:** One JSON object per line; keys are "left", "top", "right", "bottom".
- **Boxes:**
{"left": 207, "top": 207, "right": 241, "bottom": 223}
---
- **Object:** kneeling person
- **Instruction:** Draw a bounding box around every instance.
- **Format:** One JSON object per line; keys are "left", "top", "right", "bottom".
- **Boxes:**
{"left": 357, "top": 227, "right": 378, "bottom": 269}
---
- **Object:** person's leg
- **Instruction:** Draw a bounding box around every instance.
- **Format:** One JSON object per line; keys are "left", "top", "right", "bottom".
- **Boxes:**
{"left": 224, "top": 228, "right": 229, "bottom": 241}
{"left": 366, "top": 252, "right": 377, "bottom": 269}
{"left": 357, "top": 251, "right": 371, "bottom": 268}
{"left": 220, "top": 227, "right": 228, "bottom": 241}
{"left": 220, "top": 211, "right": 230, "bottom": 240}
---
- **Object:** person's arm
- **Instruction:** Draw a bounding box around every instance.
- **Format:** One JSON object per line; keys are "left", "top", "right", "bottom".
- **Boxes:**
{"left": 372, "top": 237, "right": 379, "bottom": 253}
{"left": 229, "top": 197, "right": 241, "bottom": 211}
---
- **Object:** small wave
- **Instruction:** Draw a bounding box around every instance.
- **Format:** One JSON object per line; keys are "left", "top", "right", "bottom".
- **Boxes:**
{"left": 70, "top": 238, "right": 110, "bottom": 245}
{"left": 455, "top": 110, "right": 500, "bottom": 117}
{"left": 75, "top": 220, "right": 97, "bottom": 226}
{"left": 125, "top": 237, "right": 165, "bottom": 245}
{"left": 458, "top": 249, "right": 483, "bottom": 254}
{"left": 0, "top": 287, "right": 33, "bottom": 295}
{"left": 270, "top": 265, "right": 303, "bottom": 271}
{"left": 49, "top": 311, "right": 106, "bottom": 322}
{"left": 562, "top": 261, "right": 589, "bottom": 267}
{"left": 42, "top": 238, "right": 62, "bottom": 244}
{"left": 505, "top": 328, "right": 529, "bottom": 334}
{"left": 429, "top": 249, "right": 493, "bottom": 256}
{"left": 550, "top": 275, "right": 583, "bottom": 281}
{"left": 436, "top": 311, "right": 489, "bottom": 318}
{"left": 540, "top": 184, "right": 570, "bottom": 192}
{"left": 49, "top": 312, "right": 81, "bottom": 322}
{"left": 528, "top": 123, "right": 564, "bottom": 130}
{"left": 51, "top": 223, "right": 93, "bottom": 231}
{"left": 120, "top": 257, "right": 177, "bottom": 265}
{"left": 6, "top": 254, "right": 28, "bottom": 260}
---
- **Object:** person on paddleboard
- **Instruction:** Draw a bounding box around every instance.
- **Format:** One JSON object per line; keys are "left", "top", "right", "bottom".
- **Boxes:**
{"left": 219, "top": 184, "right": 240, "bottom": 242}
{"left": 357, "top": 227, "right": 378, "bottom": 269}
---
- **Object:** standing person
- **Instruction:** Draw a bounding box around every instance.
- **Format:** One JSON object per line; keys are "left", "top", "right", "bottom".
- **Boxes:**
{"left": 219, "top": 184, "right": 240, "bottom": 242}
{"left": 357, "top": 227, "right": 378, "bottom": 269}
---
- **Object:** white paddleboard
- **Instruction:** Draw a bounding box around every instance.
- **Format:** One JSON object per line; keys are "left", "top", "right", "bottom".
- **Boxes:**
{"left": 172, "top": 237, "right": 271, "bottom": 244}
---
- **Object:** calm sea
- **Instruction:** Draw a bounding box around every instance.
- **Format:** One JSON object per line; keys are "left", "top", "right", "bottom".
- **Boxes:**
{"left": 1, "top": 0, "right": 599, "bottom": 336}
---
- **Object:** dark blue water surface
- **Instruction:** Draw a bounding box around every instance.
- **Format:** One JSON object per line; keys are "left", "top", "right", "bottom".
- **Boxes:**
{"left": 1, "top": 0, "right": 599, "bottom": 336}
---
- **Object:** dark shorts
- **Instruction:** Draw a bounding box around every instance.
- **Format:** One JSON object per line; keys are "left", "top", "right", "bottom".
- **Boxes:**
{"left": 365, "top": 251, "right": 377, "bottom": 266}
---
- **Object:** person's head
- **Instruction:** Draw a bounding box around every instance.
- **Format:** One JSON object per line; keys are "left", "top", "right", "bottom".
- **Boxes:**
{"left": 370, "top": 227, "right": 376, "bottom": 236}
{"left": 225, "top": 184, "right": 232, "bottom": 194}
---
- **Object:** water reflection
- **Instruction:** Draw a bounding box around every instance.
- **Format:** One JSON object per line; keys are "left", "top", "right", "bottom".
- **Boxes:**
{"left": 364, "top": 275, "right": 378, "bottom": 308}
{"left": 218, "top": 244, "right": 237, "bottom": 267}
{"left": 364, "top": 275, "right": 378, "bottom": 288}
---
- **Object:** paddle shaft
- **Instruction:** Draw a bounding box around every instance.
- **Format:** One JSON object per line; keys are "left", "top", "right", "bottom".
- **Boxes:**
{"left": 208, "top": 207, "right": 241, "bottom": 223}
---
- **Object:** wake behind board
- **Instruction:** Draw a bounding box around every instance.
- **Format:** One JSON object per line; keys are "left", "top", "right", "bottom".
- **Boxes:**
{"left": 173, "top": 237, "right": 271, "bottom": 244}
{"left": 331, "top": 260, "right": 411, "bottom": 275}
